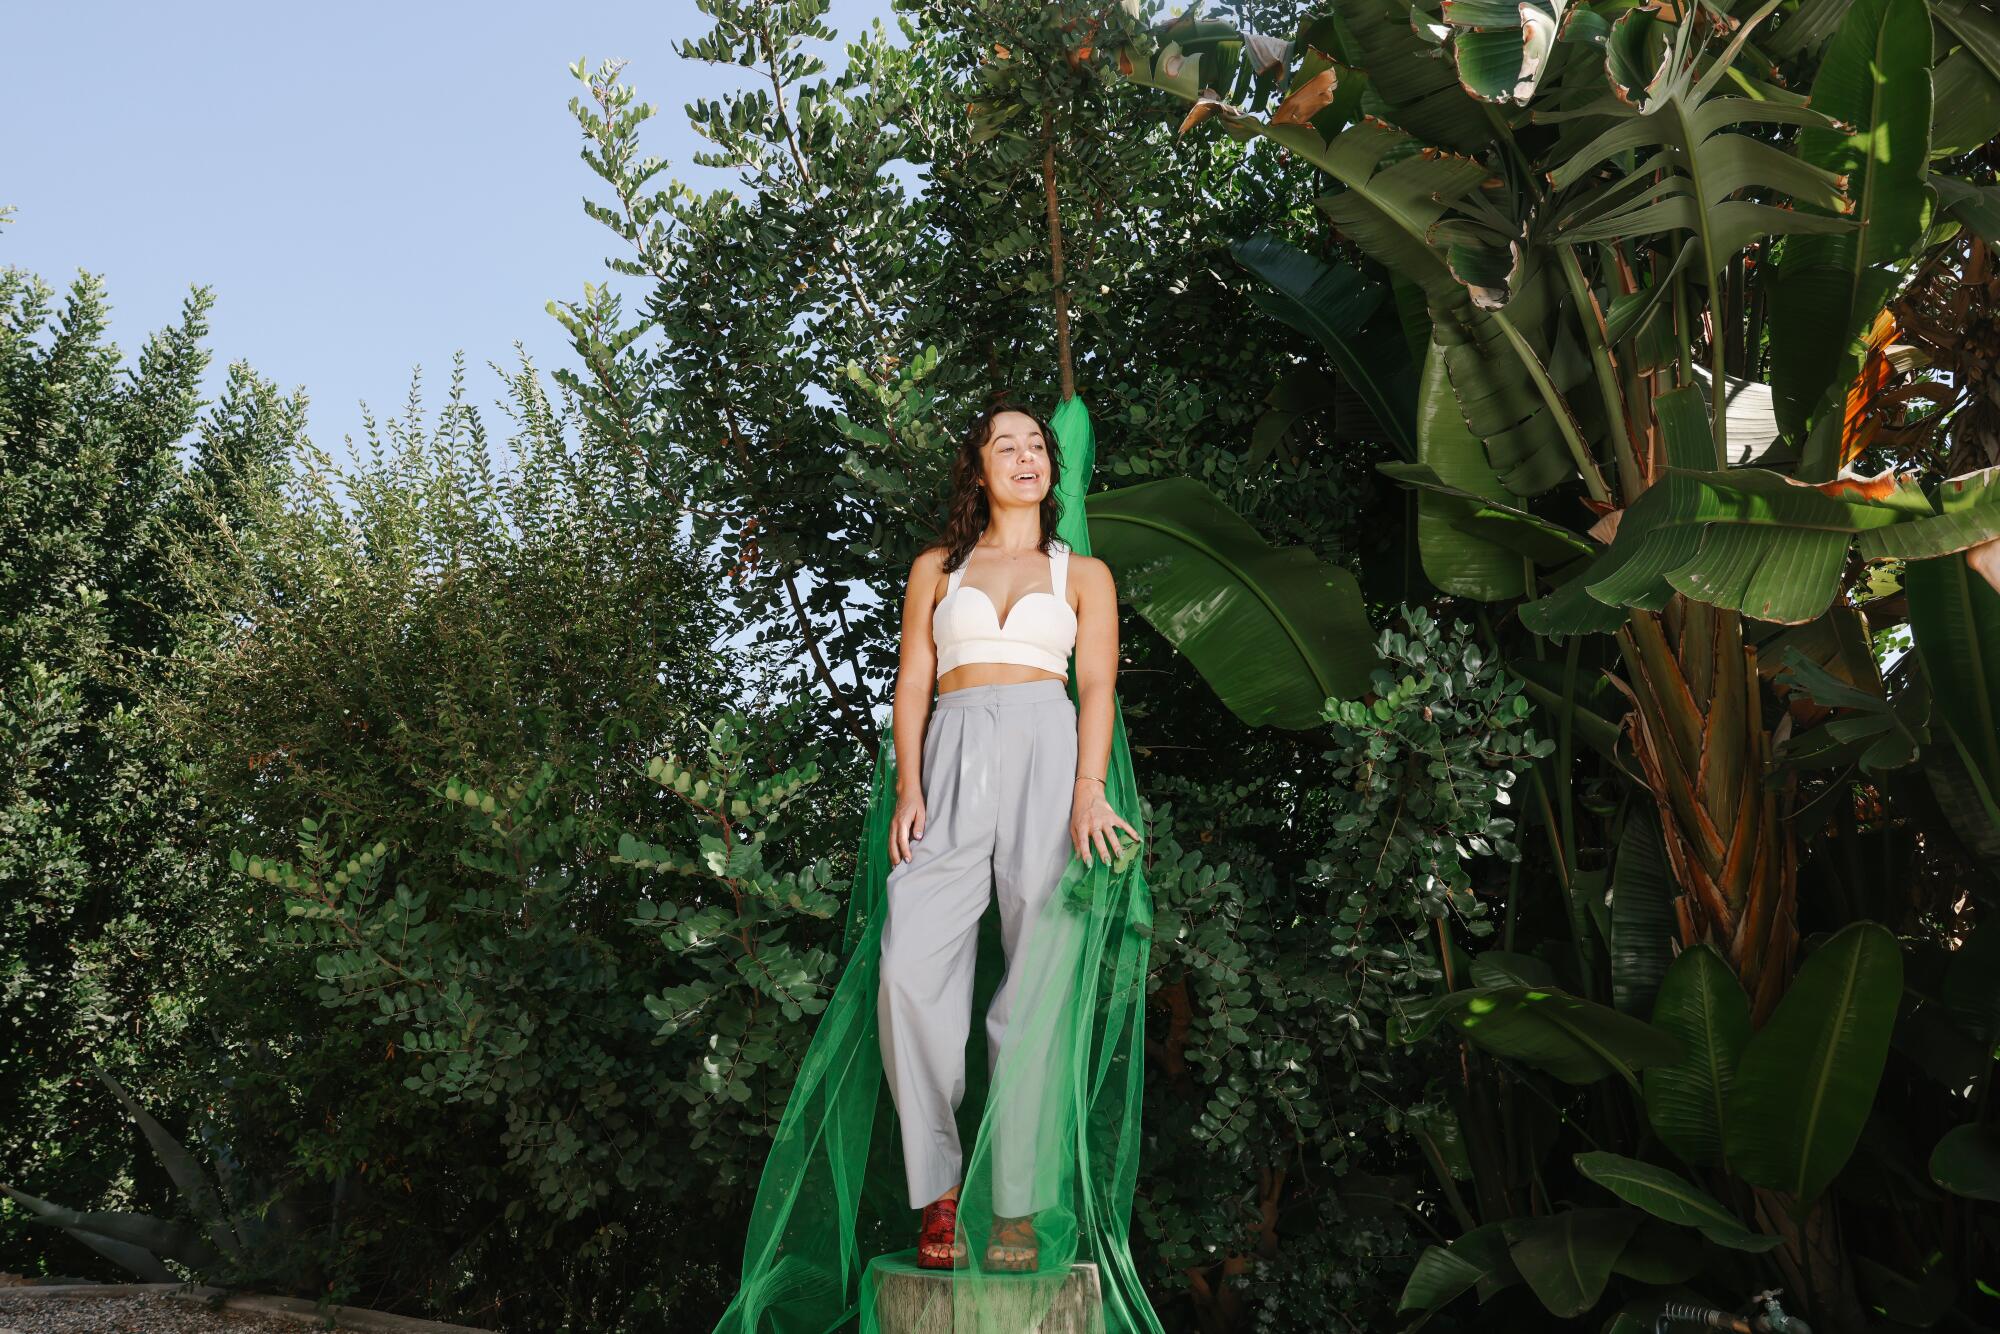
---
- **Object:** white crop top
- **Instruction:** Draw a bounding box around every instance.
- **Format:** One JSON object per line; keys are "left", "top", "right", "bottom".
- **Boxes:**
{"left": 931, "top": 538, "right": 1079, "bottom": 678}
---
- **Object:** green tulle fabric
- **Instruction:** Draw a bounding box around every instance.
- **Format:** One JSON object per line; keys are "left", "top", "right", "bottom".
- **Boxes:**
{"left": 711, "top": 394, "right": 1164, "bottom": 1334}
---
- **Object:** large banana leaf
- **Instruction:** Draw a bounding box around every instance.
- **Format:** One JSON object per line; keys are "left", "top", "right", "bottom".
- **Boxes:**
{"left": 1378, "top": 463, "right": 1595, "bottom": 574}
{"left": 1766, "top": 0, "right": 1857, "bottom": 60}
{"left": 1335, "top": 0, "right": 1493, "bottom": 152}
{"left": 1408, "top": 335, "right": 1529, "bottom": 599}
{"left": 1389, "top": 983, "right": 1684, "bottom": 1086}
{"left": 1765, "top": 0, "right": 1934, "bottom": 450}
{"left": 1085, "top": 476, "right": 1379, "bottom": 728}
{"left": 1934, "top": 176, "right": 2000, "bottom": 247}
{"left": 1642, "top": 942, "right": 1750, "bottom": 1168}
{"left": 1502, "top": 1209, "right": 1641, "bottom": 1318}
{"left": 1723, "top": 921, "right": 1903, "bottom": 1203}
{"left": 1573, "top": 1152, "right": 1779, "bottom": 1251}
{"left": 1546, "top": 4, "right": 1856, "bottom": 461}
{"left": 1932, "top": 46, "right": 2000, "bottom": 159}
{"left": 1397, "top": 1221, "right": 1521, "bottom": 1315}
{"left": 1313, "top": 127, "right": 1588, "bottom": 496}
{"left": 1229, "top": 232, "right": 1419, "bottom": 459}
{"left": 1440, "top": 0, "right": 1574, "bottom": 106}
{"left": 1118, "top": 42, "right": 1587, "bottom": 497}
{"left": 1524, "top": 455, "right": 2000, "bottom": 637}
{"left": 1608, "top": 806, "right": 1676, "bottom": 1016}
{"left": 1907, "top": 531, "right": 2000, "bottom": 824}
{"left": 1548, "top": 5, "right": 1856, "bottom": 287}
{"left": 1935, "top": 0, "right": 2000, "bottom": 87}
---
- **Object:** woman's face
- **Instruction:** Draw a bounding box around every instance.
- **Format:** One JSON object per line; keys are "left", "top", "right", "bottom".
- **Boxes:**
{"left": 979, "top": 410, "right": 1051, "bottom": 508}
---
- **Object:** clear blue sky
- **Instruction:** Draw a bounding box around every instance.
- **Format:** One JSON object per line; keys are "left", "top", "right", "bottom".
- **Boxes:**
{"left": 2, "top": 1, "right": 903, "bottom": 457}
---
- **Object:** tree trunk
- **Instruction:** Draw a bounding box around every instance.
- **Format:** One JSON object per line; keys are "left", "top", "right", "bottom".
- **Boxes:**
{"left": 1614, "top": 602, "right": 1799, "bottom": 1021}
{"left": 868, "top": 1256, "right": 1104, "bottom": 1333}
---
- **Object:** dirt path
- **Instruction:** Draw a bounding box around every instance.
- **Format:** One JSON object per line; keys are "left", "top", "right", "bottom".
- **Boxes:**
{"left": 0, "top": 1289, "right": 320, "bottom": 1333}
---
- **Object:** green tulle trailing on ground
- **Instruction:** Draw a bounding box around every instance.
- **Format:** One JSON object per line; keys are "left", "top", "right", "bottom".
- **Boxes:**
{"left": 712, "top": 395, "right": 1164, "bottom": 1334}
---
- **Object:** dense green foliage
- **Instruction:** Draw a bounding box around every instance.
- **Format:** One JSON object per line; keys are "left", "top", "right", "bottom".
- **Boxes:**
{"left": 0, "top": 269, "right": 295, "bottom": 1280}
{"left": 1114, "top": 0, "right": 2000, "bottom": 1329}
{"left": 7, "top": 0, "right": 1996, "bottom": 1332}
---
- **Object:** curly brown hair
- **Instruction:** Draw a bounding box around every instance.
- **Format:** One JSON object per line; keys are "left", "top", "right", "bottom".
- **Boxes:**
{"left": 932, "top": 400, "right": 1065, "bottom": 574}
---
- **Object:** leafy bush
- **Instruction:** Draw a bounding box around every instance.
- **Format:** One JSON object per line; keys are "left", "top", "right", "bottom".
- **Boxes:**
{"left": 0, "top": 267, "right": 295, "bottom": 1280}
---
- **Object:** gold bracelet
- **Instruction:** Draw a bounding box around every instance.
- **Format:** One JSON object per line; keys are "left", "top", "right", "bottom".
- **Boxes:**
{"left": 1075, "top": 775, "right": 1105, "bottom": 785}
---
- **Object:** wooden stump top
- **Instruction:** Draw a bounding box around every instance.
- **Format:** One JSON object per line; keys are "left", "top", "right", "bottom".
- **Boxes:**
{"left": 864, "top": 1253, "right": 1104, "bottom": 1334}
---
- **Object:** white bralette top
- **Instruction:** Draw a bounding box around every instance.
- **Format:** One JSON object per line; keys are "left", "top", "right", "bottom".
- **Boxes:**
{"left": 932, "top": 538, "right": 1078, "bottom": 678}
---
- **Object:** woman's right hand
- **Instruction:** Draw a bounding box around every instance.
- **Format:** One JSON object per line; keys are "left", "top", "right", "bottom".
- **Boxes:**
{"left": 890, "top": 788, "right": 927, "bottom": 866}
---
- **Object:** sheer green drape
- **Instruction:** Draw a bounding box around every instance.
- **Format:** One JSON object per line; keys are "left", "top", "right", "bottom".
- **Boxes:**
{"left": 712, "top": 395, "right": 1164, "bottom": 1334}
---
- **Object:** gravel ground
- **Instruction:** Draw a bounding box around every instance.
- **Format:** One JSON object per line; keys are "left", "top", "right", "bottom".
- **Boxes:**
{"left": 0, "top": 1290, "right": 327, "bottom": 1334}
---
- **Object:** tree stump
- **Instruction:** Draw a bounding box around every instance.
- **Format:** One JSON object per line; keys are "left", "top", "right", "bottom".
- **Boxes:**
{"left": 864, "top": 1254, "right": 1104, "bottom": 1334}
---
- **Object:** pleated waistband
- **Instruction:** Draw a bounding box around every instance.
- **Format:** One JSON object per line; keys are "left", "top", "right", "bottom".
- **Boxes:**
{"left": 931, "top": 678, "right": 1073, "bottom": 710}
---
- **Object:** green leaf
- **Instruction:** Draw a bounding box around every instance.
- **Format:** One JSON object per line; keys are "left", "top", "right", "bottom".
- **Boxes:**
{"left": 1933, "top": 175, "right": 2000, "bottom": 248}
{"left": 1397, "top": 1221, "right": 1522, "bottom": 1314}
{"left": 1924, "top": 726, "right": 2000, "bottom": 863}
{"left": 1609, "top": 806, "right": 1676, "bottom": 1017}
{"left": 1772, "top": 645, "right": 1928, "bottom": 773}
{"left": 1907, "top": 547, "right": 2000, "bottom": 822}
{"left": 1575, "top": 1151, "right": 1781, "bottom": 1251}
{"left": 1338, "top": 0, "right": 1493, "bottom": 152}
{"left": 1508, "top": 653, "right": 1636, "bottom": 777}
{"left": 1308, "top": 121, "right": 1583, "bottom": 495}
{"left": 1767, "top": 0, "right": 1855, "bottom": 61}
{"left": 1765, "top": 0, "right": 1934, "bottom": 445}
{"left": 1408, "top": 336, "right": 1527, "bottom": 599}
{"left": 1119, "top": 64, "right": 1585, "bottom": 499}
{"left": 1378, "top": 463, "right": 1594, "bottom": 570}
{"left": 1522, "top": 459, "right": 1968, "bottom": 635}
{"left": 1724, "top": 922, "right": 1904, "bottom": 1202}
{"left": 1931, "top": 50, "right": 2000, "bottom": 161}
{"left": 98, "top": 1070, "right": 244, "bottom": 1262}
{"left": 1644, "top": 943, "right": 1750, "bottom": 1169}
{"left": 1930, "top": 1123, "right": 2000, "bottom": 1202}
{"left": 1503, "top": 1208, "right": 1640, "bottom": 1317}
{"left": 1391, "top": 984, "right": 1684, "bottom": 1086}
{"left": 1230, "top": 233, "right": 1418, "bottom": 459}
{"left": 1550, "top": 78, "right": 1852, "bottom": 291}
{"left": 1448, "top": 0, "right": 1571, "bottom": 106}
{"left": 1086, "top": 477, "right": 1380, "bottom": 727}
{"left": 1470, "top": 950, "right": 1562, "bottom": 989}
{"left": 0, "top": 1185, "right": 210, "bottom": 1274}
{"left": 1855, "top": 467, "right": 2000, "bottom": 564}
{"left": 1935, "top": 0, "right": 2000, "bottom": 92}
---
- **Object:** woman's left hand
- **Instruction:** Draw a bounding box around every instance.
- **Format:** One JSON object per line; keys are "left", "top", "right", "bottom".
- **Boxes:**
{"left": 1071, "top": 780, "right": 1143, "bottom": 867}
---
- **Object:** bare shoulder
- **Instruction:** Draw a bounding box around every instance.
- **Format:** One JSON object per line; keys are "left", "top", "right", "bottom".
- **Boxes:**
{"left": 1067, "top": 552, "right": 1115, "bottom": 597}
{"left": 908, "top": 545, "right": 950, "bottom": 601}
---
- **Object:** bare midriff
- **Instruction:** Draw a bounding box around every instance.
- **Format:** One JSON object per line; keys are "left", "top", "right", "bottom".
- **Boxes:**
{"left": 937, "top": 660, "right": 1068, "bottom": 695}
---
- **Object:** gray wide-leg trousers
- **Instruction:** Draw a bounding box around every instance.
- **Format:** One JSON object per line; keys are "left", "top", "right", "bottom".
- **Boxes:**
{"left": 877, "top": 678, "right": 1079, "bottom": 1214}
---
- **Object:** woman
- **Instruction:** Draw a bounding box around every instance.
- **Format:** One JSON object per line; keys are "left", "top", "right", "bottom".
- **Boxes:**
{"left": 877, "top": 401, "right": 1142, "bottom": 1273}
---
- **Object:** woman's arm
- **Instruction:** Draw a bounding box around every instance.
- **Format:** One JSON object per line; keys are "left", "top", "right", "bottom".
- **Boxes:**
{"left": 888, "top": 549, "right": 943, "bottom": 862}
{"left": 1069, "top": 555, "right": 1140, "bottom": 864}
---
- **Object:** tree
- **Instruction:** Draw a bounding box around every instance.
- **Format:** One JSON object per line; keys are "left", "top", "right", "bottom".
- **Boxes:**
{"left": 1115, "top": 0, "right": 2000, "bottom": 1327}
{"left": 0, "top": 267, "right": 295, "bottom": 1279}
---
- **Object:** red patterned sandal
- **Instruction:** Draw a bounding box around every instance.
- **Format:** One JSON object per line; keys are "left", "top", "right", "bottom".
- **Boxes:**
{"left": 985, "top": 1213, "right": 1038, "bottom": 1272}
{"left": 916, "top": 1192, "right": 967, "bottom": 1269}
